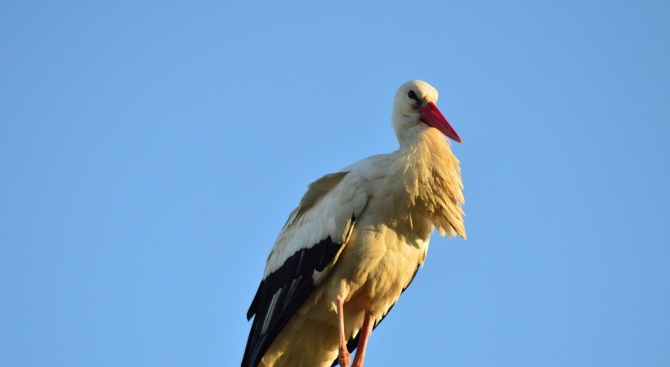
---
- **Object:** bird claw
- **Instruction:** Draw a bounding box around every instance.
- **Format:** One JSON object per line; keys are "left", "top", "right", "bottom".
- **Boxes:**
{"left": 338, "top": 349, "right": 351, "bottom": 367}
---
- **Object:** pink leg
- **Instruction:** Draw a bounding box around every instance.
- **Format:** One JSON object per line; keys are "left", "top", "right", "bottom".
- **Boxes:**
{"left": 351, "top": 311, "right": 373, "bottom": 367}
{"left": 337, "top": 296, "right": 351, "bottom": 367}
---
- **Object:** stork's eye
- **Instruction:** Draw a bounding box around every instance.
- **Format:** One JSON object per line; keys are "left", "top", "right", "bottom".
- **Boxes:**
{"left": 407, "top": 90, "right": 420, "bottom": 103}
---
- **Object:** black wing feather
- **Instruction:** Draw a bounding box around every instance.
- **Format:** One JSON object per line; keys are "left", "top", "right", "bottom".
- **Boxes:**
{"left": 242, "top": 236, "right": 344, "bottom": 367}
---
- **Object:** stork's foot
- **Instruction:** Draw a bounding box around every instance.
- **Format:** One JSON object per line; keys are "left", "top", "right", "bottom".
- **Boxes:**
{"left": 338, "top": 348, "right": 351, "bottom": 367}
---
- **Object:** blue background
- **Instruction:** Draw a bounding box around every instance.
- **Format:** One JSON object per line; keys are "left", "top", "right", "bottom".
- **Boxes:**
{"left": 2, "top": 2, "right": 669, "bottom": 366}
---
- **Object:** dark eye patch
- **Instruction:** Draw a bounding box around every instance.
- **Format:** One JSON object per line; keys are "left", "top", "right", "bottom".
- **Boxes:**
{"left": 407, "top": 90, "right": 420, "bottom": 103}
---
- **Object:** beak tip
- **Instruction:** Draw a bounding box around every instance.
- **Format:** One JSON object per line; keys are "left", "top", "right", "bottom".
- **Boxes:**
{"left": 420, "top": 102, "right": 462, "bottom": 144}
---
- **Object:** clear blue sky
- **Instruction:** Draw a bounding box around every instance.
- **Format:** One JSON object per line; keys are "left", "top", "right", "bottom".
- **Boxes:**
{"left": 2, "top": 2, "right": 669, "bottom": 366}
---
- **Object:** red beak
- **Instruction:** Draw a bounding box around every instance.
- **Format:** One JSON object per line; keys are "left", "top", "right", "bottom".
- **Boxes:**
{"left": 419, "top": 102, "right": 462, "bottom": 143}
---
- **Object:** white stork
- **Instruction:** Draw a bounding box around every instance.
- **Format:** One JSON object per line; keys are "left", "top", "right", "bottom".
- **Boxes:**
{"left": 242, "top": 80, "right": 466, "bottom": 367}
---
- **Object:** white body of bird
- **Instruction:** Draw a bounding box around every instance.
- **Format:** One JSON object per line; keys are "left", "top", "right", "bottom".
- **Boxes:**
{"left": 242, "top": 80, "right": 466, "bottom": 367}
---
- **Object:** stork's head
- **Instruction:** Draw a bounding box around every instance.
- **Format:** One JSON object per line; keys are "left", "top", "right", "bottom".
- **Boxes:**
{"left": 392, "top": 80, "right": 462, "bottom": 145}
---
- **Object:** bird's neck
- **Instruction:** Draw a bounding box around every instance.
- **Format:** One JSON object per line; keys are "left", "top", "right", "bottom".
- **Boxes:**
{"left": 396, "top": 127, "right": 466, "bottom": 239}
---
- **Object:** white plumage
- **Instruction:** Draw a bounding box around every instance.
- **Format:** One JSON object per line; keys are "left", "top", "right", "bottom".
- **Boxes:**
{"left": 242, "top": 80, "right": 466, "bottom": 367}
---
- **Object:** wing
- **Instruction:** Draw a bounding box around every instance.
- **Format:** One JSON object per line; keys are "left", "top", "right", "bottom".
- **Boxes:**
{"left": 242, "top": 171, "right": 368, "bottom": 367}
